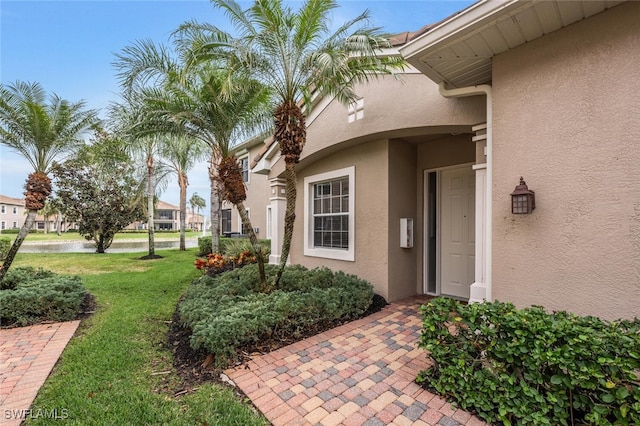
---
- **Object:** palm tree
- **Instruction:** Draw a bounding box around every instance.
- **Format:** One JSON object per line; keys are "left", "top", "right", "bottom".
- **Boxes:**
{"left": 109, "top": 101, "right": 171, "bottom": 259}
{"left": 114, "top": 40, "right": 272, "bottom": 286}
{"left": 0, "top": 81, "right": 99, "bottom": 281}
{"left": 38, "top": 201, "right": 58, "bottom": 234}
{"left": 189, "top": 192, "right": 206, "bottom": 231}
{"left": 160, "top": 136, "right": 207, "bottom": 250}
{"left": 177, "top": 0, "right": 406, "bottom": 285}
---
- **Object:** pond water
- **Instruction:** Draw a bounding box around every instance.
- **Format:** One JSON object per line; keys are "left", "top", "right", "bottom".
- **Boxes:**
{"left": 19, "top": 238, "right": 198, "bottom": 253}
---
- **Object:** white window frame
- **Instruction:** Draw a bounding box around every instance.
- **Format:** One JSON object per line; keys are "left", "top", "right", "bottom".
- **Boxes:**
{"left": 348, "top": 98, "right": 364, "bottom": 123}
{"left": 304, "top": 166, "right": 355, "bottom": 261}
{"left": 12, "top": 206, "right": 17, "bottom": 214}
{"left": 266, "top": 206, "right": 272, "bottom": 239}
{"left": 239, "top": 154, "right": 250, "bottom": 184}
{"left": 12, "top": 221, "right": 17, "bottom": 229}
{"left": 1, "top": 221, "right": 5, "bottom": 230}
{"left": 1, "top": 206, "right": 5, "bottom": 214}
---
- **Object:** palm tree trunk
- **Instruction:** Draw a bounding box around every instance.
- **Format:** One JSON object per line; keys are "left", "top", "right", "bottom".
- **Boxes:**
{"left": 56, "top": 212, "right": 62, "bottom": 236}
{"left": 178, "top": 172, "right": 188, "bottom": 251}
{"left": 236, "top": 201, "right": 267, "bottom": 290}
{"left": 208, "top": 154, "right": 220, "bottom": 254}
{"left": 274, "top": 160, "right": 297, "bottom": 286}
{"left": 0, "top": 210, "right": 36, "bottom": 283}
{"left": 147, "top": 155, "right": 155, "bottom": 256}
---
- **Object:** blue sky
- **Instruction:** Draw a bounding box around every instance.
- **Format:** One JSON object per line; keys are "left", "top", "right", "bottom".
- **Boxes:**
{"left": 0, "top": 0, "right": 474, "bottom": 207}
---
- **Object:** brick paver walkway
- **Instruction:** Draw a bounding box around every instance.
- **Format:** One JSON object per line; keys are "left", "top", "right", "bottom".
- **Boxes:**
{"left": 225, "top": 297, "right": 488, "bottom": 426}
{"left": 0, "top": 321, "right": 79, "bottom": 426}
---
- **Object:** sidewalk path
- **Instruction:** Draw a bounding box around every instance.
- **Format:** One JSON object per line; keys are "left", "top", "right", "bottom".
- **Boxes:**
{"left": 0, "top": 321, "right": 79, "bottom": 426}
{"left": 225, "top": 296, "right": 488, "bottom": 426}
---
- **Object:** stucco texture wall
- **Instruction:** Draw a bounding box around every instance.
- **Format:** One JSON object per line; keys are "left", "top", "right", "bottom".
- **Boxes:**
{"left": 290, "top": 139, "right": 391, "bottom": 300}
{"left": 492, "top": 2, "right": 640, "bottom": 320}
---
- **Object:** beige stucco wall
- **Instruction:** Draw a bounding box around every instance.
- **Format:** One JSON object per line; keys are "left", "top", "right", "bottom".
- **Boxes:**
{"left": 492, "top": 1, "right": 640, "bottom": 320}
{"left": 387, "top": 139, "right": 418, "bottom": 301}
{"left": 264, "top": 70, "right": 484, "bottom": 301}
{"left": 290, "top": 139, "right": 391, "bottom": 299}
{"left": 270, "top": 72, "right": 485, "bottom": 177}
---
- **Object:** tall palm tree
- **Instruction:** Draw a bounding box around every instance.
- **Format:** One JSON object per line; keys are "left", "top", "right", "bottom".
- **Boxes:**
{"left": 38, "top": 201, "right": 58, "bottom": 234}
{"left": 160, "top": 136, "right": 207, "bottom": 250}
{"left": 189, "top": 192, "right": 206, "bottom": 230}
{"left": 176, "top": 0, "right": 406, "bottom": 285}
{"left": 109, "top": 101, "right": 171, "bottom": 259}
{"left": 114, "top": 40, "right": 272, "bottom": 286}
{"left": 0, "top": 81, "right": 99, "bottom": 281}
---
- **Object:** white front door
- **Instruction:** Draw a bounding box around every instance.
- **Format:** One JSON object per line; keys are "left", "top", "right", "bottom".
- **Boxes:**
{"left": 440, "top": 166, "right": 475, "bottom": 299}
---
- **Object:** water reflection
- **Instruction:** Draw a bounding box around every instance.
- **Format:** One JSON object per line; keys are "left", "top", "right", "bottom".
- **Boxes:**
{"left": 19, "top": 238, "right": 198, "bottom": 253}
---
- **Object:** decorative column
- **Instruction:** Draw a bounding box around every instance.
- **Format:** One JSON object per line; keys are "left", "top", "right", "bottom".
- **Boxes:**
{"left": 469, "top": 123, "right": 488, "bottom": 303}
{"left": 268, "top": 178, "right": 287, "bottom": 265}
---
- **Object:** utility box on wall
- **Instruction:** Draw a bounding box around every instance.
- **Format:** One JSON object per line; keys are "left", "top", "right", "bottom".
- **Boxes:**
{"left": 400, "top": 218, "right": 413, "bottom": 248}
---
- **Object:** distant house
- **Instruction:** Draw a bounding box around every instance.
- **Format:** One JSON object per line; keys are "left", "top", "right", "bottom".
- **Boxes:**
{"left": 0, "top": 195, "right": 26, "bottom": 231}
{"left": 128, "top": 200, "right": 204, "bottom": 231}
{"left": 235, "top": 0, "right": 640, "bottom": 320}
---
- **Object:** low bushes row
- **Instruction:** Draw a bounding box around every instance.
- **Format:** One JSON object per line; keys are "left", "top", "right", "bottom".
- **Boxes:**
{"left": 178, "top": 264, "right": 374, "bottom": 367}
{"left": 0, "top": 266, "right": 87, "bottom": 327}
{"left": 418, "top": 298, "right": 640, "bottom": 425}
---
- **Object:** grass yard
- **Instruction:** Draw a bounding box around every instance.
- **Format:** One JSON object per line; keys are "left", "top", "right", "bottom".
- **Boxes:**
{"left": 3, "top": 230, "right": 203, "bottom": 243}
{"left": 11, "top": 249, "right": 267, "bottom": 426}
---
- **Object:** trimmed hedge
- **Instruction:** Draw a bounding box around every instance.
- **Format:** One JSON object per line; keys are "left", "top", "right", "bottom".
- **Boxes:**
{"left": 0, "top": 267, "right": 87, "bottom": 327}
{"left": 178, "top": 264, "right": 374, "bottom": 367}
{"left": 418, "top": 298, "right": 640, "bottom": 425}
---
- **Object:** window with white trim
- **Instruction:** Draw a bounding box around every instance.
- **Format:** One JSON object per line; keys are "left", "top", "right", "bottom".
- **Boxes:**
{"left": 266, "top": 206, "right": 272, "bottom": 239}
{"left": 304, "top": 166, "right": 355, "bottom": 261}
{"left": 1, "top": 206, "right": 5, "bottom": 214}
{"left": 348, "top": 98, "right": 364, "bottom": 123}
{"left": 12, "top": 222, "right": 17, "bottom": 229}
{"left": 239, "top": 155, "right": 249, "bottom": 183}
{"left": 1, "top": 221, "right": 5, "bottom": 230}
{"left": 12, "top": 206, "right": 17, "bottom": 214}
{"left": 221, "top": 209, "right": 232, "bottom": 234}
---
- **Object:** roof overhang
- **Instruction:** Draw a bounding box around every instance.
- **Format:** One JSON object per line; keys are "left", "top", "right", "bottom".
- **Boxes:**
{"left": 400, "top": 0, "right": 625, "bottom": 88}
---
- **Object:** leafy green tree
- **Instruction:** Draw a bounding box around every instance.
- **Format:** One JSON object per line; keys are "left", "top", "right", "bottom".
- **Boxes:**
{"left": 177, "top": 0, "right": 406, "bottom": 285}
{"left": 0, "top": 81, "right": 99, "bottom": 282}
{"left": 51, "top": 137, "right": 146, "bottom": 253}
{"left": 114, "top": 40, "right": 271, "bottom": 286}
{"left": 160, "top": 136, "right": 207, "bottom": 250}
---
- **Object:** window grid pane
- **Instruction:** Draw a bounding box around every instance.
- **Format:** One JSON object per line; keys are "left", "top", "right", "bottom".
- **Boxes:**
{"left": 312, "top": 176, "right": 349, "bottom": 249}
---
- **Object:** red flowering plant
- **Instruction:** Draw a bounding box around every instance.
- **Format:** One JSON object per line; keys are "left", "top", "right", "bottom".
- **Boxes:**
{"left": 194, "top": 251, "right": 259, "bottom": 277}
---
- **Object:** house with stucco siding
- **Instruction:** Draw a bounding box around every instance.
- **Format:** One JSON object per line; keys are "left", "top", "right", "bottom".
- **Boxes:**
{"left": 234, "top": 0, "right": 640, "bottom": 320}
{"left": 0, "top": 195, "right": 26, "bottom": 232}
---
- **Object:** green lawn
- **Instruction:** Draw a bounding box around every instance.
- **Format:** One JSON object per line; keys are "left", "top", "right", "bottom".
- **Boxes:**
{"left": 11, "top": 249, "right": 267, "bottom": 426}
{"left": 3, "top": 230, "right": 204, "bottom": 243}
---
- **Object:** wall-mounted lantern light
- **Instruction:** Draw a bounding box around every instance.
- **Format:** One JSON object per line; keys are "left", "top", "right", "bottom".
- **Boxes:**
{"left": 511, "top": 177, "right": 535, "bottom": 214}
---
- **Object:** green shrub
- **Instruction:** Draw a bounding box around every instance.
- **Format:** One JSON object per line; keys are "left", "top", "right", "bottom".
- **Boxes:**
{"left": 0, "top": 267, "right": 86, "bottom": 327}
{"left": 418, "top": 298, "right": 640, "bottom": 425}
{"left": 1, "top": 266, "right": 55, "bottom": 290}
{"left": 0, "top": 237, "right": 11, "bottom": 261}
{"left": 197, "top": 236, "right": 271, "bottom": 257}
{"left": 0, "top": 229, "right": 36, "bottom": 234}
{"left": 178, "top": 264, "right": 373, "bottom": 367}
